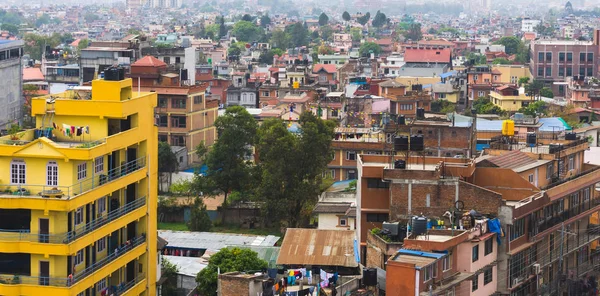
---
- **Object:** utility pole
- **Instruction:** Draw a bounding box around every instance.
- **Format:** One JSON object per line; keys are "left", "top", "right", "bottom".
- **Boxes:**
{"left": 558, "top": 222, "right": 564, "bottom": 295}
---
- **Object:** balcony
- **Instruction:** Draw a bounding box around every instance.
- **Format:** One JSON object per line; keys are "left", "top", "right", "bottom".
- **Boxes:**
{"left": 0, "top": 156, "right": 146, "bottom": 200}
{"left": 531, "top": 198, "right": 600, "bottom": 238}
{"left": 0, "top": 235, "right": 145, "bottom": 288}
{"left": 537, "top": 225, "right": 600, "bottom": 268}
{"left": 0, "top": 197, "right": 146, "bottom": 244}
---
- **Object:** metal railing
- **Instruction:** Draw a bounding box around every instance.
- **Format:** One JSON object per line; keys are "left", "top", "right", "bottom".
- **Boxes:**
{"left": 0, "top": 156, "right": 146, "bottom": 199}
{"left": 113, "top": 274, "right": 146, "bottom": 296}
{"left": 0, "top": 236, "right": 145, "bottom": 288}
{"left": 0, "top": 197, "right": 146, "bottom": 244}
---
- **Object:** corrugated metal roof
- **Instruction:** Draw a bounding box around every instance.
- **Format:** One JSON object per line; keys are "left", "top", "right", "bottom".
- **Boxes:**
{"left": 486, "top": 150, "right": 537, "bottom": 170}
{"left": 158, "top": 230, "right": 280, "bottom": 252}
{"left": 163, "top": 255, "right": 208, "bottom": 277}
{"left": 313, "top": 202, "right": 352, "bottom": 214}
{"left": 277, "top": 229, "right": 358, "bottom": 268}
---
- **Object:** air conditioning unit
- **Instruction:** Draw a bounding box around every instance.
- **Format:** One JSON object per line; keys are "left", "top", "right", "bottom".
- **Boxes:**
{"left": 513, "top": 277, "right": 522, "bottom": 287}
{"left": 533, "top": 263, "right": 541, "bottom": 275}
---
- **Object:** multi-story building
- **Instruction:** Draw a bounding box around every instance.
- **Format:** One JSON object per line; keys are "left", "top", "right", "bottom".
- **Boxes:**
{"left": 226, "top": 73, "right": 260, "bottom": 108}
{"left": 492, "top": 65, "right": 532, "bottom": 85}
{"left": 489, "top": 85, "right": 534, "bottom": 112}
{"left": 467, "top": 65, "right": 502, "bottom": 100}
{"left": 521, "top": 19, "right": 541, "bottom": 33}
{"left": 530, "top": 37, "right": 599, "bottom": 96}
{"left": 0, "top": 75, "right": 158, "bottom": 295}
{"left": 566, "top": 76, "right": 600, "bottom": 108}
{"left": 130, "top": 56, "right": 217, "bottom": 166}
{"left": 0, "top": 40, "right": 24, "bottom": 128}
{"left": 80, "top": 38, "right": 149, "bottom": 83}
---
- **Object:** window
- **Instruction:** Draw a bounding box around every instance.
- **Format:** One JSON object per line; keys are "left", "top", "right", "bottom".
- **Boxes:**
{"left": 537, "top": 66, "right": 544, "bottom": 77}
{"left": 10, "top": 160, "right": 26, "bottom": 184}
{"left": 584, "top": 188, "right": 591, "bottom": 204}
{"left": 580, "top": 66, "right": 586, "bottom": 76}
{"left": 400, "top": 104, "right": 413, "bottom": 110}
{"left": 77, "top": 162, "right": 87, "bottom": 180}
{"left": 485, "top": 238, "right": 493, "bottom": 255}
{"left": 484, "top": 268, "right": 493, "bottom": 285}
{"left": 510, "top": 217, "right": 525, "bottom": 241}
{"left": 559, "top": 52, "right": 565, "bottom": 62}
{"left": 171, "top": 135, "right": 185, "bottom": 146}
{"left": 347, "top": 170, "right": 357, "bottom": 180}
{"left": 478, "top": 91, "right": 485, "bottom": 97}
{"left": 567, "top": 67, "right": 573, "bottom": 77}
{"left": 158, "top": 97, "right": 167, "bottom": 108}
{"left": 96, "top": 278, "right": 107, "bottom": 292}
{"left": 96, "top": 237, "right": 106, "bottom": 253}
{"left": 367, "top": 178, "right": 390, "bottom": 188}
{"left": 171, "top": 116, "right": 187, "bottom": 128}
{"left": 171, "top": 98, "right": 186, "bottom": 108}
{"left": 528, "top": 174, "right": 534, "bottom": 183}
{"left": 559, "top": 67, "right": 565, "bottom": 77}
{"left": 346, "top": 151, "right": 356, "bottom": 161}
{"left": 423, "top": 263, "right": 436, "bottom": 281}
{"left": 339, "top": 217, "right": 347, "bottom": 226}
{"left": 366, "top": 213, "right": 389, "bottom": 222}
{"left": 47, "top": 161, "right": 58, "bottom": 186}
{"left": 94, "top": 156, "right": 104, "bottom": 174}
{"left": 546, "top": 52, "right": 552, "bottom": 62}
{"left": 175, "top": 57, "right": 181, "bottom": 64}
{"left": 580, "top": 52, "right": 586, "bottom": 62}
{"left": 538, "top": 52, "right": 544, "bottom": 62}
{"left": 547, "top": 162, "right": 554, "bottom": 179}
{"left": 442, "top": 254, "right": 451, "bottom": 271}
{"left": 158, "top": 134, "right": 168, "bottom": 142}
{"left": 163, "top": 57, "right": 170, "bottom": 64}
{"left": 545, "top": 67, "right": 551, "bottom": 77}
{"left": 473, "top": 74, "right": 478, "bottom": 81}
{"left": 193, "top": 95, "right": 203, "bottom": 104}
{"left": 75, "top": 249, "right": 84, "bottom": 265}
{"left": 75, "top": 207, "right": 84, "bottom": 225}
{"left": 472, "top": 245, "right": 479, "bottom": 262}
{"left": 158, "top": 115, "right": 168, "bottom": 127}
{"left": 472, "top": 274, "right": 479, "bottom": 291}
{"left": 568, "top": 155, "right": 574, "bottom": 171}
{"left": 588, "top": 53, "right": 594, "bottom": 62}
{"left": 97, "top": 196, "right": 106, "bottom": 214}
{"left": 262, "top": 91, "right": 270, "bottom": 97}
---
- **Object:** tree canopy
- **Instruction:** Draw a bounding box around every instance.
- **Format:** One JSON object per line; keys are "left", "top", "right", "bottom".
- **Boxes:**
{"left": 187, "top": 197, "right": 213, "bottom": 231}
{"left": 318, "top": 13, "right": 329, "bottom": 26}
{"left": 158, "top": 141, "right": 178, "bottom": 192}
{"left": 404, "top": 23, "right": 423, "bottom": 41}
{"left": 472, "top": 97, "right": 505, "bottom": 115}
{"left": 196, "top": 248, "right": 268, "bottom": 296}
{"left": 357, "top": 12, "right": 371, "bottom": 26}
{"left": 372, "top": 10, "right": 388, "bottom": 28}
{"left": 285, "top": 22, "right": 308, "bottom": 47}
{"left": 260, "top": 14, "right": 271, "bottom": 27}
{"left": 359, "top": 42, "right": 382, "bottom": 57}
{"left": 232, "top": 21, "right": 264, "bottom": 42}
{"left": 342, "top": 11, "right": 351, "bottom": 22}
{"left": 270, "top": 29, "right": 291, "bottom": 49}
{"left": 519, "top": 100, "right": 547, "bottom": 116}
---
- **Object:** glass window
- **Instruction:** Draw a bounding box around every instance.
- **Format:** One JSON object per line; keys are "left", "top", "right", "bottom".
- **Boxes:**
{"left": 97, "top": 196, "right": 106, "bottom": 214}
{"left": 547, "top": 162, "right": 554, "bottom": 180}
{"left": 545, "top": 67, "right": 551, "bottom": 77}
{"left": 484, "top": 268, "right": 493, "bottom": 285}
{"left": 580, "top": 52, "right": 586, "bottom": 62}
{"left": 96, "top": 278, "right": 107, "bottom": 292}
{"left": 567, "top": 52, "right": 573, "bottom": 62}
{"left": 510, "top": 218, "right": 525, "bottom": 241}
{"left": 94, "top": 156, "right": 104, "bottom": 174}
{"left": 538, "top": 52, "right": 544, "bottom": 62}
{"left": 559, "top": 67, "right": 565, "bottom": 77}
{"left": 588, "top": 67, "right": 594, "bottom": 77}
{"left": 442, "top": 254, "right": 451, "bottom": 271}
{"left": 47, "top": 161, "right": 58, "bottom": 186}
{"left": 537, "top": 67, "right": 544, "bottom": 77}
{"left": 171, "top": 116, "right": 187, "bottom": 128}
{"left": 77, "top": 162, "right": 87, "bottom": 180}
{"left": 559, "top": 52, "right": 565, "bottom": 62}
{"left": 347, "top": 170, "right": 357, "bottom": 180}
{"left": 339, "top": 217, "right": 347, "bottom": 226}
{"left": 75, "top": 249, "right": 84, "bottom": 265}
{"left": 472, "top": 274, "right": 479, "bottom": 291}
{"left": 75, "top": 207, "right": 84, "bottom": 225}
{"left": 193, "top": 95, "right": 203, "bottom": 104}
{"left": 472, "top": 245, "right": 479, "bottom": 262}
{"left": 158, "top": 97, "right": 168, "bottom": 108}
{"left": 171, "top": 98, "right": 186, "bottom": 108}
{"left": 96, "top": 237, "right": 106, "bottom": 253}
{"left": 11, "top": 160, "right": 26, "bottom": 184}
{"left": 366, "top": 213, "right": 389, "bottom": 222}
{"left": 485, "top": 238, "right": 493, "bottom": 255}
{"left": 158, "top": 115, "right": 168, "bottom": 127}
{"left": 580, "top": 66, "right": 586, "bottom": 76}
{"left": 346, "top": 151, "right": 356, "bottom": 161}
{"left": 367, "top": 178, "right": 390, "bottom": 188}
{"left": 567, "top": 67, "right": 573, "bottom": 77}
{"left": 588, "top": 53, "right": 594, "bottom": 62}
{"left": 546, "top": 52, "right": 552, "bottom": 62}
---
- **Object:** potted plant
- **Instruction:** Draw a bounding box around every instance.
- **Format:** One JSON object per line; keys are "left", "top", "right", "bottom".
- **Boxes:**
{"left": 8, "top": 123, "right": 22, "bottom": 141}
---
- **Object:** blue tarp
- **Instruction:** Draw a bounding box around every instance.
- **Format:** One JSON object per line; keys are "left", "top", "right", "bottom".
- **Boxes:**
{"left": 476, "top": 120, "right": 504, "bottom": 131}
{"left": 439, "top": 71, "right": 457, "bottom": 79}
{"left": 487, "top": 218, "right": 503, "bottom": 245}
{"left": 539, "top": 117, "right": 570, "bottom": 132}
{"left": 354, "top": 239, "right": 360, "bottom": 263}
{"left": 398, "top": 249, "right": 445, "bottom": 259}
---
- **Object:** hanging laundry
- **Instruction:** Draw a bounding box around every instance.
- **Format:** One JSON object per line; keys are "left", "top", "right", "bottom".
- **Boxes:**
{"left": 85, "top": 126, "right": 90, "bottom": 134}
{"left": 76, "top": 127, "right": 82, "bottom": 136}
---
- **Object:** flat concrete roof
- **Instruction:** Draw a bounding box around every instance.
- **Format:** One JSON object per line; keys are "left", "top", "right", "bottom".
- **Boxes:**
{"left": 415, "top": 234, "right": 454, "bottom": 242}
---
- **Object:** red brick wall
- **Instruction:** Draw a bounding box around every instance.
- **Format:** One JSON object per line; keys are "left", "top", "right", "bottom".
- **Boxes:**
{"left": 219, "top": 276, "right": 249, "bottom": 295}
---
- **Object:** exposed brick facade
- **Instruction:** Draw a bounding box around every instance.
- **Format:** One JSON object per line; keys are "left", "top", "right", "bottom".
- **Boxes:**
{"left": 365, "top": 231, "right": 403, "bottom": 270}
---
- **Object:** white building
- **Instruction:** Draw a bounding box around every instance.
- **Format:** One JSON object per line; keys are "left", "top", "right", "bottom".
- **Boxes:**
{"left": 522, "top": 19, "right": 541, "bottom": 33}
{"left": 313, "top": 191, "right": 356, "bottom": 230}
{"left": 381, "top": 53, "right": 405, "bottom": 77}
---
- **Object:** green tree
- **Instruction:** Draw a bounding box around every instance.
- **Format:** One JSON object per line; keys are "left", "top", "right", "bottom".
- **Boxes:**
{"left": 270, "top": 29, "right": 290, "bottom": 49}
{"left": 287, "top": 22, "right": 308, "bottom": 47}
{"left": 540, "top": 87, "right": 554, "bottom": 98}
{"left": 524, "top": 79, "right": 544, "bottom": 99}
{"left": 466, "top": 52, "right": 487, "bottom": 65}
{"left": 492, "top": 58, "right": 511, "bottom": 65}
{"left": 320, "top": 25, "right": 334, "bottom": 42}
{"left": 372, "top": 10, "right": 388, "bottom": 28}
{"left": 196, "top": 248, "right": 268, "bottom": 296}
{"left": 35, "top": 14, "right": 52, "bottom": 27}
{"left": 519, "top": 100, "right": 547, "bottom": 116}
{"left": 342, "top": 11, "right": 351, "bottom": 22}
{"left": 260, "top": 14, "right": 271, "bottom": 27}
{"left": 23, "top": 33, "right": 61, "bottom": 61}
{"left": 228, "top": 43, "right": 242, "bottom": 57}
{"left": 494, "top": 36, "right": 522, "bottom": 55}
{"left": 232, "top": 21, "right": 264, "bottom": 42}
{"left": 161, "top": 259, "right": 179, "bottom": 296}
{"left": 77, "top": 39, "right": 90, "bottom": 55}
{"left": 359, "top": 42, "right": 381, "bottom": 57}
{"left": 357, "top": 12, "right": 371, "bottom": 26}
{"left": 518, "top": 77, "right": 530, "bottom": 86}
{"left": 405, "top": 23, "right": 423, "bottom": 41}
{"left": 218, "top": 16, "right": 228, "bottom": 38}
{"left": 256, "top": 112, "right": 335, "bottom": 227}
{"left": 158, "top": 141, "right": 178, "bottom": 192}
{"left": 84, "top": 12, "right": 99, "bottom": 23}
{"left": 472, "top": 97, "right": 505, "bottom": 115}
{"left": 318, "top": 12, "right": 329, "bottom": 26}
{"left": 204, "top": 106, "right": 257, "bottom": 205}
{"left": 431, "top": 100, "right": 456, "bottom": 113}
{"left": 241, "top": 14, "right": 253, "bottom": 22}
{"left": 0, "top": 23, "right": 18, "bottom": 35}
{"left": 350, "top": 27, "right": 362, "bottom": 41}
{"left": 187, "top": 197, "right": 213, "bottom": 231}
{"left": 259, "top": 48, "right": 284, "bottom": 64}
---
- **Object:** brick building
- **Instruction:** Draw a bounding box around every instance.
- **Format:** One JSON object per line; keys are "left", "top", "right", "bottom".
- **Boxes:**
{"left": 130, "top": 56, "right": 218, "bottom": 166}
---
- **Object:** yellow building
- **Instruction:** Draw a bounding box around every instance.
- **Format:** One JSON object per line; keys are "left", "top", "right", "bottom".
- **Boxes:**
{"left": 489, "top": 85, "right": 534, "bottom": 112}
{"left": 0, "top": 76, "right": 157, "bottom": 296}
{"left": 492, "top": 65, "right": 532, "bottom": 84}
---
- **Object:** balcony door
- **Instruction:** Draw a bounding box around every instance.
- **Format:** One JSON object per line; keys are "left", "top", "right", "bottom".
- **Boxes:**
{"left": 39, "top": 218, "right": 49, "bottom": 243}
{"left": 39, "top": 261, "right": 49, "bottom": 286}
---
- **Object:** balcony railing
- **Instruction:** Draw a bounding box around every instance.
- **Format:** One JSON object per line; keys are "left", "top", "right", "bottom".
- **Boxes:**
{"left": 0, "top": 235, "right": 145, "bottom": 287}
{"left": 539, "top": 279, "right": 560, "bottom": 296}
{"left": 0, "top": 197, "right": 147, "bottom": 244}
{"left": 0, "top": 156, "right": 146, "bottom": 199}
{"left": 530, "top": 198, "right": 600, "bottom": 238}
{"left": 538, "top": 228, "right": 600, "bottom": 268}
{"left": 113, "top": 274, "right": 146, "bottom": 296}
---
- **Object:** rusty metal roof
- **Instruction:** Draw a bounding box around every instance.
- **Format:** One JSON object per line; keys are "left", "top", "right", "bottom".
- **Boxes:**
{"left": 276, "top": 229, "right": 358, "bottom": 268}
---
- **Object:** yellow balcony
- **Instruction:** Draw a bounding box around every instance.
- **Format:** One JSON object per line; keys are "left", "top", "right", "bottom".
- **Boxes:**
{"left": 0, "top": 127, "right": 142, "bottom": 160}
{"left": 0, "top": 157, "right": 147, "bottom": 211}
{"left": 0, "top": 197, "right": 147, "bottom": 255}
{"left": 0, "top": 236, "right": 147, "bottom": 296}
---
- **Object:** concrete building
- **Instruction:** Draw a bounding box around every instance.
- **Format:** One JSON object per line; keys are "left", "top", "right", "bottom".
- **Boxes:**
{"left": 522, "top": 19, "right": 541, "bottom": 33}
{"left": 226, "top": 72, "right": 259, "bottom": 108}
{"left": 530, "top": 38, "right": 599, "bottom": 96}
{"left": 489, "top": 85, "right": 534, "bottom": 112}
{"left": 147, "top": 0, "right": 182, "bottom": 8}
{"left": 0, "top": 76, "right": 158, "bottom": 295}
{"left": 0, "top": 40, "right": 23, "bottom": 128}
{"left": 313, "top": 190, "right": 356, "bottom": 230}
{"left": 129, "top": 56, "right": 218, "bottom": 166}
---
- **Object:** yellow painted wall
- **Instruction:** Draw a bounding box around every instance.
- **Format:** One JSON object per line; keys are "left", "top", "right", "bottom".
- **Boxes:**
{"left": 493, "top": 66, "right": 532, "bottom": 84}
{"left": 30, "top": 254, "right": 68, "bottom": 278}
{"left": 37, "top": 115, "right": 108, "bottom": 143}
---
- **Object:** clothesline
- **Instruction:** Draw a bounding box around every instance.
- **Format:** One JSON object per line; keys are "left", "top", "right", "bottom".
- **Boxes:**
{"left": 52, "top": 122, "right": 90, "bottom": 140}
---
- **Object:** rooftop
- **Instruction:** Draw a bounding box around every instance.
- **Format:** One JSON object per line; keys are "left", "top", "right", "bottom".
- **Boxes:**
{"left": 277, "top": 228, "right": 359, "bottom": 268}
{"left": 158, "top": 230, "right": 280, "bottom": 252}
